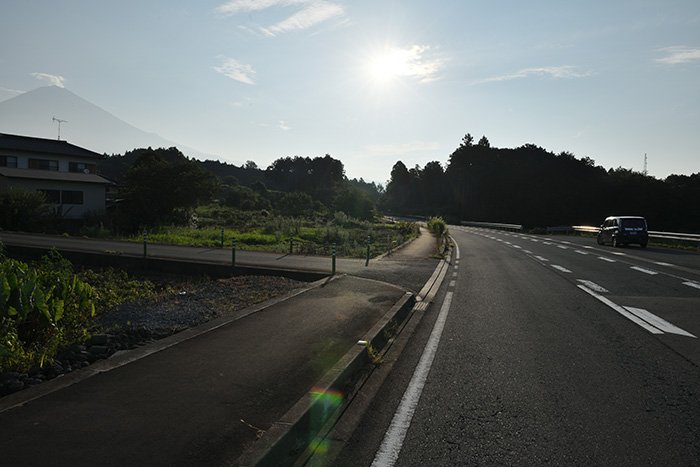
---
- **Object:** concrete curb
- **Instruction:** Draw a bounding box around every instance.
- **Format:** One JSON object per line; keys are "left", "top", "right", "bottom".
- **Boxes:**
{"left": 239, "top": 244, "right": 453, "bottom": 466}
{"left": 0, "top": 275, "right": 337, "bottom": 415}
{"left": 238, "top": 291, "right": 416, "bottom": 467}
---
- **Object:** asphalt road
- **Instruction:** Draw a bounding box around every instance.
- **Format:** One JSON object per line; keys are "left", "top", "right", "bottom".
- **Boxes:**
{"left": 335, "top": 226, "right": 700, "bottom": 466}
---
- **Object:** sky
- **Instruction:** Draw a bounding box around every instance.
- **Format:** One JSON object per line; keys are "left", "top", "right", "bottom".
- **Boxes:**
{"left": 1, "top": 0, "right": 699, "bottom": 184}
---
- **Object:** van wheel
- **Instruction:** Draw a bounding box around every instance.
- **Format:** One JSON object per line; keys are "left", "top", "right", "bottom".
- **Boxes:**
{"left": 597, "top": 236, "right": 603, "bottom": 245}
{"left": 612, "top": 236, "right": 618, "bottom": 248}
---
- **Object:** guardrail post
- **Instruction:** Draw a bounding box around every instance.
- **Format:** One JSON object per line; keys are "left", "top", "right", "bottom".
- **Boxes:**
{"left": 331, "top": 243, "right": 336, "bottom": 275}
{"left": 289, "top": 238, "right": 294, "bottom": 254}
{"left": 231, "top": 239, "right": 237, "bottom": 267}
{"left": 220, "top": 228, "right": 225, "bottom": 248}
{"left": 143, "top": 229, "right": 148, "bottom": 258}
{"left": 365, "top": 234, "right": 371, "bottom": 267}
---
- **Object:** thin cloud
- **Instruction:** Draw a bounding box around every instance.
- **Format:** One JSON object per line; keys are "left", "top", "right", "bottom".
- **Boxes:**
{"left": 278, "top": 120, "right": 291, "bottom": 131}
{"left": 261, "top": 2, "right": 344, "bottom": 36}
{"left": 213, "top": 57, "right": 256, "bottom": 85}
{"left": 655, "top": 46, "right": 700, "bottom": 65}
{"left": 473, "top": 66, "right": 593, "bottom": 85}
{"left": 31, "top": 72, "right": 65, "bottom": 87}
{"left": 0, "top": 86, "right": 24, "bottom": 95}
{"left": 216, "top": 0, "right": 344, "bottom": 36}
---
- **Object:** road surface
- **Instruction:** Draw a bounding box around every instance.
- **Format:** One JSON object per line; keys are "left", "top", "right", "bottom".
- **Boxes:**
{"left": 335, "top": 226, "right": 700, "bottom": 465}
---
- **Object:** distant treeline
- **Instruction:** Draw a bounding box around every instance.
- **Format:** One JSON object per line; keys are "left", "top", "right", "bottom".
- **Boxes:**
{"left": 98, "top": 147, "right": 383, "bottom": 231}
{"left": 382, "top": 134, "right": 700, "bottom": 232}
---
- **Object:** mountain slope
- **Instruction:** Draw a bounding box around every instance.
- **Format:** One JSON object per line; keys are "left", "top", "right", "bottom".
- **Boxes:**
{"left": 0, "top": 86, "right": 209, "bottom": 157}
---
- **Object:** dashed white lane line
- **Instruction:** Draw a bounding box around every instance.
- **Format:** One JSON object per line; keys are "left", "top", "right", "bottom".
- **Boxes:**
{"left": 557, "top": 245, "right": 569, "bottom": 250}
{"left": 371, "top": 291, "right": 454, "bottom": 467}
{"left": 452, "top": 272, "right": 457, "bottom": 278}
{"left": 453, "top": 265, "right": 459, "bottom": 270}
{"left": 560, "top": 241, "right": 573, "bottom": 245}
{"left": 574, "top": 250, "right": 589, "bottom": 255}
{"left": 683, "top": 281, "right": 700, "bottom": 290}
{"left": 535, "top": 256, "right": 549, "bottom": 262}
{"left": 630, "top": 266, "right": 658, "bottom": 275}
{"left": 542, "top": 241, "right": 553, "bottom": 245}
{"left": 654, "top": 262, "right": 672, "bottom": 267}
{"left": 551, "top": 265, "right": 572, "bottom": 273}
{"left": 576, "top": 279, "right": 608, "bottom": 293}
{"left": 449, "top": 280, "right": 456, "bottom": 288}
{"left": 610, "top": 252, "right": 626, "bottom": 256}
{"left": 523, "top": 250, "right": 533, "bottom": 254}
{"left": 512, "top": 245, "right": 522, "bottom": 249}
{"left": 582, "top": 246, "right": 595, "bottom": 249}
{"left": 598, "top": 256, "right": 616, "bottom": 263}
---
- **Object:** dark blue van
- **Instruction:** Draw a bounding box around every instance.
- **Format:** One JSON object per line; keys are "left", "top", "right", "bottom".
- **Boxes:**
{"left": 597, "top": 216, "right": 648, "bottom": 248}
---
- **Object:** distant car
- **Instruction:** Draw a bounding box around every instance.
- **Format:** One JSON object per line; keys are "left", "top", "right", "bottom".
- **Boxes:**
{"left": 597, "top": 216, "right": 648, "bottom": 248}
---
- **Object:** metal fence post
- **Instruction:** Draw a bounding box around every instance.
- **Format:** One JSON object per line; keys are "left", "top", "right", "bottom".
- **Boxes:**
{"left": 143, "top": 229, "right": 148, "bottom": 258}
{"left": 332, "top": 243, "right": 336, "bottom": 275}
{"left": 231, "top": 239, "right": 237, "bottom": 267}
{"left": 365, "top": 234, "right": 371, "bottom": 267}
{"left": 289, "top": 238, "right": 294, "bottom": 254}
{"left": 220, "top": 228, "right": 225, "bottom": 248}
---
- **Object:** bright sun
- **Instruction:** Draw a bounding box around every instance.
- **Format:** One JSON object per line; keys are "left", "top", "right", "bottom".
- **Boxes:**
{"left": 366, "top": 47, "right": 410, "bottom": 85}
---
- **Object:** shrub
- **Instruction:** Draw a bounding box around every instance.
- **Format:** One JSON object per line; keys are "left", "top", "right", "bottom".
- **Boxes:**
{"left": 0, "top": 190, "right": 52, "bottom": 232}
{"left": 0, "top": 252, "right": 96, "bottom": 372}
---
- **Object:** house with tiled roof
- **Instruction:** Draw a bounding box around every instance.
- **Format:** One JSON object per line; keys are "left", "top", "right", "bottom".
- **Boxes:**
{"left": 0, "top": 133, "right": 113, "bottom": 219}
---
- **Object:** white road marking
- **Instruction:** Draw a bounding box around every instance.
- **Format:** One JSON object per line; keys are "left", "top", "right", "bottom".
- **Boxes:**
{"left": 529, "top": 238, "right": 539, "bottom": 242}
{"left": 545, "top": 238, "right": 553, "bottom": 241}
{"left": 542, "top": 241, "right": 553, "bottom": 245}
{"left": 577, "top": 285, "right": 664, "bottom": 335}
{"left": 452, "top": 272, "right": 457, "bottom": 278}
{"left": 523, "top": 250, "right": 533, "bottom": 254}
{"left": 561, "top": 241, "right": 572, "bottom": 245}
{"left": 449, "top": 280, "right": 456, "bottom": 288}
{"left": 453, "top": 265, "right": 459, "bottom": 270}
{"left": 371, "top": 292, "right": 454, "bottom": 467}
{"left": 504, "top": 241, "right": 512, "bottom": 245}
{"left": 610, "top": 252, "right": 626, "bottom": 256}
{"left": 630, "top": 266, "right": 658, "bottom": 275}
{"left": 654, "top": 262, "right": 672, "bottom": 267}
{"left": 576, "top": 279, "right": 609, "bottom": 293}
{"left": 454, "top": 241, "right": 461, "bottom": 261}
{"left": 557, "top": 245, "right": 569, "bottom": 250}
{"left": 512, "top": 245, "right": 522, "bottom": 249}
{"left": 535, "top": 256, "right": 549, "bottom": 262}
{"left": 582, "top": 246, "right": 595, "bottom": 249}
{"left": 551, "top": 265, "right": 572, "bottom": 273}
{"left": 598, "top": 256, "right": 616, "bottom": 263}
{"left": 624, "top": 307, "right": 696, "bottom": 338}
{"left": 683, "top": 281, "right": 700, "bottom": 290}
{"left": 574, "top": 250, "right": 589, "bottom": 255}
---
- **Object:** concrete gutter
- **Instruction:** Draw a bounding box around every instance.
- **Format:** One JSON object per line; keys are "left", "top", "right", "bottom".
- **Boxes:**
{"left": 239, "top": 243, "right": 453, "bottom": 466}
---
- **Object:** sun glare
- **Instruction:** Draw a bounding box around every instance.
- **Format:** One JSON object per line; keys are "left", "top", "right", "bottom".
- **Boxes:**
{"left": 366, "top": 47, "right": 409, "bottom": 85}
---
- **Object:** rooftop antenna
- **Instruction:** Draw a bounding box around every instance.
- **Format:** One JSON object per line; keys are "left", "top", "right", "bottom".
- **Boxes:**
{"left": 643, "top": 153, "right": 648, "bottom": 176}
{"left": 52, "top": 116, "right": 67, "bottom": 140}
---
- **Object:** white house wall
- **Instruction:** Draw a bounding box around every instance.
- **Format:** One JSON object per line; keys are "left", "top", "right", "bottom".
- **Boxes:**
{"left": 2, "top": 179, "right": 106, "bottom": 219}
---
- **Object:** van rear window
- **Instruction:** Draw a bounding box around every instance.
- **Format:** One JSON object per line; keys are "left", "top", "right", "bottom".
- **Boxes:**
{"left": 621, "top": 218, "right": 646, "bottom": 229}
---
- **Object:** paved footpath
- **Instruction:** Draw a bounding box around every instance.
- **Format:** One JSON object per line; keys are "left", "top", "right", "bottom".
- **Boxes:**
{"left": 0, "top": 230, "right": 440, "bottom": 466}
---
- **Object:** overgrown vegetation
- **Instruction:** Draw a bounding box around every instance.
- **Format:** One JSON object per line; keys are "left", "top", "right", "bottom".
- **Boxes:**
{"left": 427, "top": 216, "right": 448, "bottom": 253}
{"left": 0, "top": 249, "right": 156, "bottom": 373}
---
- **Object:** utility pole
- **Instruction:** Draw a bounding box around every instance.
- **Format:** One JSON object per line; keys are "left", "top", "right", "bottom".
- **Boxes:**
{"left": 643, "top": 153, "right": 648, "bottom": 176}
{"left": 52, "top": 116, "right": 67, "bottom": 140}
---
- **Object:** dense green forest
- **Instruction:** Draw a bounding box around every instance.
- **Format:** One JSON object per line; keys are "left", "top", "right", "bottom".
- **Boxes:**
{"left": 382, "top": 134, "right": 700, "bottom": 232}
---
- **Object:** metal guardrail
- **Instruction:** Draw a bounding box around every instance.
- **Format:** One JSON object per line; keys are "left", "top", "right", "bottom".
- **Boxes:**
{"left": 461, "top": 221, "right": 523, "bottom": 231}
{"left": 571, "top": 225, "right": 700, "bottom": 245}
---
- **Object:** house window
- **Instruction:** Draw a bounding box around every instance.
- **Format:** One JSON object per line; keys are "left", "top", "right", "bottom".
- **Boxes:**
{"left": 69, "top": 162, "right": 97, "bottom": 173}
{"left": 37, "top": 189, "right": 61, "bottom": 204}
{"left": 29, "top": 158, "right": 59, "bottom": 171}
{"left": 61, "top": 190, "right": 84, "bottom": 205}
{"left": 0, "top": 155, "right": 18, "bottom": 168}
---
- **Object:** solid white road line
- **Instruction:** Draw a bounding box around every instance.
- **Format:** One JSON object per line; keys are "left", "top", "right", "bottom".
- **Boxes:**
{"left": 454, "top": 240, "right": 461, "bottom": 261}
{"left": 535, "top": 256, "right": 549, "bottom": 262}
{"left": 598, "top": 256, "right": 616, "bottom": 263}
{"left": 551, "top": 265, "right": 572, "bottom": 273}
{"left": 630, "top": 266, "right": 658, "bottom": 275}
{"left": 623, "top": 307, "right": 696, "bottom": 338}
{"left": 684, "top": 281, "right": 700, "bottom": 290}
{"left": 576, "top": 279, "right": 609, "bottom": 293}
{"left": 577, "top": 285, "right": 664, "bottom": 335}
{"left": 371, "top": 292, "right": 454, "bottom": 467}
